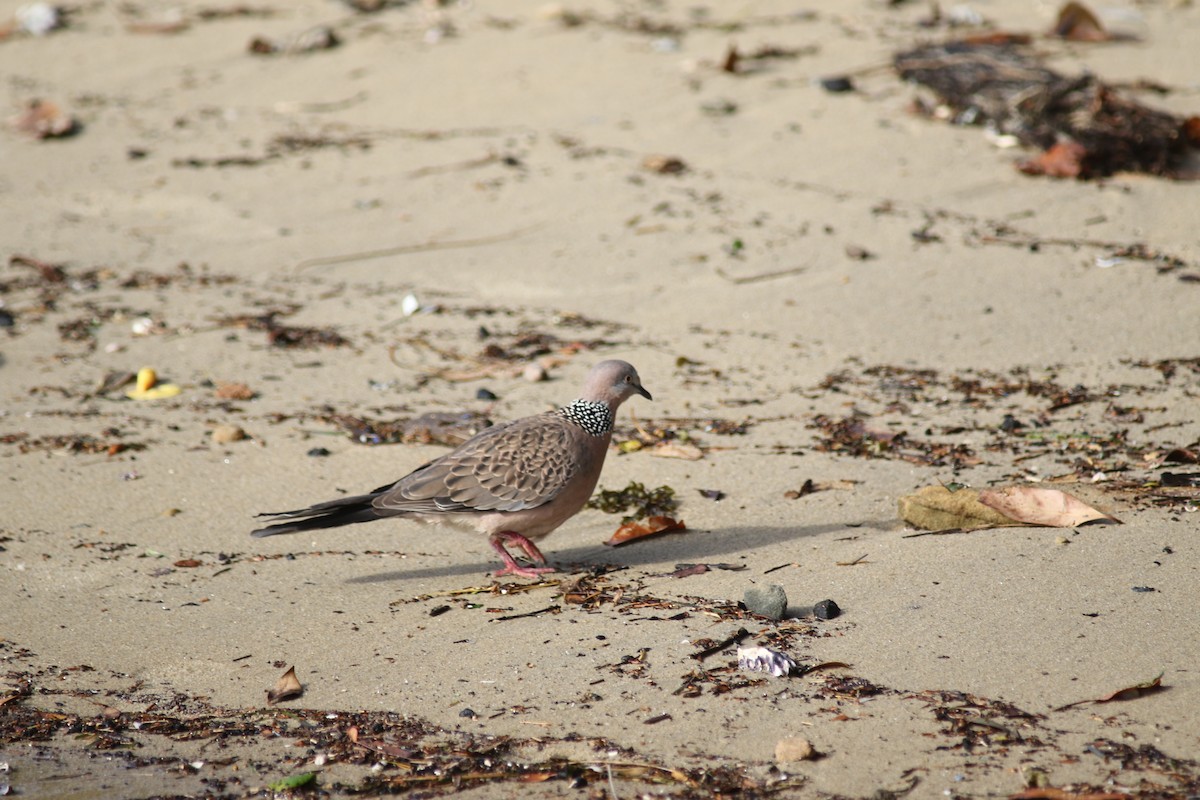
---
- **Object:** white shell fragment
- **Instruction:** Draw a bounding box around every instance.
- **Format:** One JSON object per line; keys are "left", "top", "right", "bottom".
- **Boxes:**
{"left": 737, "top": 646, "right": 796, "bottom": 678}
{"left": 16, "top": 3, "right": 60, "bottom": 35}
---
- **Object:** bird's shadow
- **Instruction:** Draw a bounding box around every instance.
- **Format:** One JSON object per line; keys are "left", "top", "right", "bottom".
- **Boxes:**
{"left": 345, "top": 520, "right": 893, "bottom": 585}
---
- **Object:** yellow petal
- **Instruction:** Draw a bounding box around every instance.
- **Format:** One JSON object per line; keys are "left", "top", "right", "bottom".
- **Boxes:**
{"left": 126, "top": 383, "right": 181, "bottom": 400}
{"left": 135, "top": 367, "right": 157, "bottom": 393}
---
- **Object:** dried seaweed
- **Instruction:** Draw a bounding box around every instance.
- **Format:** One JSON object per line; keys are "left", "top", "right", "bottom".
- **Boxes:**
{"left": 588, "top": 481, "right": 678, "bottom": 523}
{"left": 809, "top": 413, "right": 981, "bottom": 468}
{"left": 316, "top": 410, "right": 492, "bottom": 446}
{"left": 214, "top": 309, "right": 349, "bottom": 348}
{"left": 1, "top": 432, "right": 148, "bottom": 456}
{"left": 895, "top": 41, "right": 1198, "bottom": 178}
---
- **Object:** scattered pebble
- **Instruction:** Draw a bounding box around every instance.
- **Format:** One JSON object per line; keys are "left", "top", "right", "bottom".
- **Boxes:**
{"left": 522, "top": 362, "right": 548, "bottom": 382}
{"left": 812, "top": 598, "right": 841, "bottom": 620}
{"left": 743, "top": 584, "right": 788, "bottom": 620}
{"left": 643, "top": 154, "right": 687, "bottom": 174}
{"left": 458, "top": 707, "right": 478, "bottom": 718}
{"left": 211, "top": 424, "right": 247, "bottom": 444}
{"left": 476, "top": 388, "right": 498, "bottom": 401}
{"left": 819, "top": 75, "right": 855, "bottom": 93}
{"left": 16, "top": 3, "right": 60, "bottom": 36}
{"left": 307, "top": 447, "right": 331, "bottom": 457}
{"left": 774, "top": 736, "right": 817, "bottom": 762}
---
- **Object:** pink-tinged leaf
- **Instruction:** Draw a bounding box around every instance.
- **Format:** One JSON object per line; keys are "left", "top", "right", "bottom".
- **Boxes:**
{"left": 977, "top": 486, "right": 1120, "bottom": 527}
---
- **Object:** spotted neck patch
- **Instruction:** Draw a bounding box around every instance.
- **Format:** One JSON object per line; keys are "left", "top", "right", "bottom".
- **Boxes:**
{"left": 557, "top": 399, "right": 613, "bottom": 437}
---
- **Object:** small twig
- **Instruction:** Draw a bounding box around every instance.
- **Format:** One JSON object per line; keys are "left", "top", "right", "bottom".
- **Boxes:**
{"left": 835, "top": 553, "right": 869, "bottom": 566}
{"left": 691, "top": 627, "right": 751, "bottom": 661}
{"left": 715, "top": 265, "right": 807, "bottom": 285}
{"left": 492, "top": 605, "right": 559, "bottom": 622}
{"left": 607, "top": 763, "right": 620, "bottom": 800}
{"left": 901, "top": 528, "right": 976, "bottom": 538}
{"left": 405, "top": 152, "right": 500, "bottom": 178}
{"left": 295, "top": 224, "right": 542, "bottom": 271}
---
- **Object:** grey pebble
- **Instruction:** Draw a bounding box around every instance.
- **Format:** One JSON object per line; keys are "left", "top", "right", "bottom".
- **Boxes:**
{"left": 743, "top": 584, "right": 788, "bottom": 620}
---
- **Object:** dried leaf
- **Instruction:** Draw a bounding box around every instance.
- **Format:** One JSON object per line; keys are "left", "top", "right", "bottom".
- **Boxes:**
{"left": 897, "top": 485, "right": 1019, "bottom": 531}
{"left": 12, "top": 99, "right": 78, "bottom": 139}
{"left": 650, "top": 441, "right": 704, "bottom": 460}
{"left": 604, "top": 515, "right": 686, "bottom": 547}
{"left": 1012, "top": 789, "right": 1127, "bottom": 800}
{"left": 1052, "top": 2, "right": 1110, "bottom": 42}
{"left": 173, "top": 558, "right": 202, "bottom": 568}
{"left": 978, "top": 486, "right": 1121, "bottom": 527}
{"left": 1054, "top": 672, "right": 1164, "bottom": 711}
{"left": 266, "top": 666, "right": 303, "bottom": 705}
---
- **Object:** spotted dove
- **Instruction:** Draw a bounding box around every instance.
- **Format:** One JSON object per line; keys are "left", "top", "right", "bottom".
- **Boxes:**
{"left": 251, "top": 360, "right": 651, "bottom": 578}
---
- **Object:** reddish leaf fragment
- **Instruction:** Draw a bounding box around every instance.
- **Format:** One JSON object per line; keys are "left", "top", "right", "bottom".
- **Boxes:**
{"left": 1017, "top": 141, "right": 1088, "bottom": 178}
{"left": 1012, "top": 789, "right": 1127, "bottom": 800}
{"left": 1094, "top": 672, "right": 1165, "bottom": 703}
{"left": 604, "top": 515, "right": 686, "bottom": 547}
{"left": 173, "top": 558, "right": 203, "bottom": 568}
{"left": 1161, "top": 448, "right": 1198, "bottom": 465}
{"left": 1186, "top": 117, "right": 1200, "bottom": 147}
{"left": 214, "top": 381, "right": 256, "bottom": 400}
{"left": 960, "top": 32, "right": 1032, "bottom": 46}
{"left": 12, "top": 99, "right": 78, "bottom": 139}
{"left": 1053, "top": 672, "right": 1164, "bottom": 711}
{"left": 266, "top": 666, "right": 303, "bottom": 705}
{"left": 1052, "top": 2, "right": 1110, "bottom": 42}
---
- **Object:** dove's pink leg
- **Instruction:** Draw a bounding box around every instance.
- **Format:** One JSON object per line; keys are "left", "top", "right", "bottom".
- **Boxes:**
{"left": 489, "top": 532, "right": 556, "bottom": 578}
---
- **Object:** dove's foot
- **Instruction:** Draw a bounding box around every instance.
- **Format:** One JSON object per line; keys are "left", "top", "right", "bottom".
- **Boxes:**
{"left": 490, "top": 531, "right": 556, "bottom": 579}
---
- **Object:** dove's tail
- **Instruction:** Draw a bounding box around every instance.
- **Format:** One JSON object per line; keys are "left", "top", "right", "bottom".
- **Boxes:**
{"left": 251, "top": 491, "right": 389, "bottom": 537}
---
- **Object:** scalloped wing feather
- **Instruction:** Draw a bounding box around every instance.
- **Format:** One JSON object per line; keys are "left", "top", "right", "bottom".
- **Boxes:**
{"left": 372, "top": 413, "right": 582, "bottom": 515}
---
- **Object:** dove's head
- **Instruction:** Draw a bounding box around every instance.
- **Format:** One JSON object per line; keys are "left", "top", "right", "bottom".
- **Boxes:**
{"left": 582, "top": 360, "right": 652, "bottom": 410}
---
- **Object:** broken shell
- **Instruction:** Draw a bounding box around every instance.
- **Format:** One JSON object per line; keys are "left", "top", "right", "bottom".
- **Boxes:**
{"left": 737, "top": 646, "right": 796, "bottom": 678}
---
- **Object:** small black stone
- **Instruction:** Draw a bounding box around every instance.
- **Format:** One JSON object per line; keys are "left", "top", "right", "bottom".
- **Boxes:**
{"left": 0, "top": 309, "right": 14, "bottom": 327}
{"left": 813, "top": 599, "right": 841, "bottom": 620}
{"left": 820, "top": 75, "right": 855, "bottom": 93}
{"left": 458, "top": 708, "right": 478, "bottom": 718}
{"left": 306, "top": 447, "right": 331, "bottom": 457}
{"left": 476, "top": 388, "right": 498, "bottom": 401}
{"left": 999, "top": 414, "right": 1024, "bottom": 433}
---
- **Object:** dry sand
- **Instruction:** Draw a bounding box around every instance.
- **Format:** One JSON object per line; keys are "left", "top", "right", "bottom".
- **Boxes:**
{"left": 2, "top": 1, "right": 1199, "bottom": 798}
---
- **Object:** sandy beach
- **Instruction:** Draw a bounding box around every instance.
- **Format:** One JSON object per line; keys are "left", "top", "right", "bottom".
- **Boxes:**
{"left": 3, "top": 1, "right": 1199, "bottom": 797}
